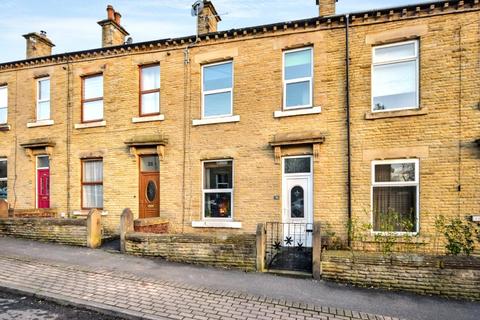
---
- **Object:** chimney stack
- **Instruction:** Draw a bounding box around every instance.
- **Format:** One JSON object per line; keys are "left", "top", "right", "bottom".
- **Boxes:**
{"left": 316, "top": 0, "right": 337, "bottom": 17}
{"left": 97, "top": 5, "right": 130, "bottom": 47}
{"left": 197, "top": 1, "right": 221, "bottom": 35}
{"left": 22, "top": 31, "right": 55, "bottom": 59}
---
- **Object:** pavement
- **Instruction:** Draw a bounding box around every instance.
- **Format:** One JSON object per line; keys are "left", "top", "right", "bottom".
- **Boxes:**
{"left": 0, "top": 237, "right": 478, "bottom": 320}
{"left": 0, "top": 289, "right": 123, "bottom": 320}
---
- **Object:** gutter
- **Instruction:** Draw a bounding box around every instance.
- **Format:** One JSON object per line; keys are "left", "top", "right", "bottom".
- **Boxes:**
{"left": 345, "top": 14, "right": 352, "bottom": 247}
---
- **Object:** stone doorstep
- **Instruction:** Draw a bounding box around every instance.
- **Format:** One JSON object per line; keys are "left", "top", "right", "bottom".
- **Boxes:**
{"left": 133, "top": 217, "right": 169, "bottom": 227}
{"left": 133, "top": 218, "right": 169, "bottom": 234}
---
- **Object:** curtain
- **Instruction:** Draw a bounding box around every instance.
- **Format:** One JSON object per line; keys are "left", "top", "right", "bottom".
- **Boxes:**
{"left": 142, "top": 66, "right": 160, "bottom": 91}
{"left": 83, "top": 161, "right": 103, "bottom": 182}
{"left": 373, "top": 186, "right": 416, "bottom": 232}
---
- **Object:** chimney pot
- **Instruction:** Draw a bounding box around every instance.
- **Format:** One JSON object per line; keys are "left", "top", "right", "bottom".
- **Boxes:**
{"left": 114, "top": 12, "right": 122, "bottom": 25}
{"left": 106, "top": 5, "right": 115, "bottom": 20}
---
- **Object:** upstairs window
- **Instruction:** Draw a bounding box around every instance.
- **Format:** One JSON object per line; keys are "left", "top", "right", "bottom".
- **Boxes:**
{"left": 283, "top": 47, "right": 313, "bottom": 109}
{"left": 37, "top": 78, "right": 50, "bottom": 121}
{"left": 202, "top": 61, "right": 233, "bottom": 118}
{"left": 372, "top": 40, "right": 419, "bottom": 112}
{"left": 372, "top": 159, "right": 419, "bottom": 233}
{"left": 0, "top": 86, "right": 7, "bottom": 124}
{"left": 82, "top": 159, "right": 103, "bottom": 209}
{"left": 82, "top": 74, "right": 103, "bottom": 122}
{"left": 140, "top": 65, "right": 160, "bottom": 116}
{"left": 203, "top": 160, "right": 233, "bottom": 219}
{"left": 0, "top": 159, "right": 6, "bottom": 200}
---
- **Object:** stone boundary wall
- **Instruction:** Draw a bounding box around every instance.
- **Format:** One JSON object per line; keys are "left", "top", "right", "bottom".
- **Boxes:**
{"left": 125, "top": 232, "right": 256, "bottom": 271}
{"left": 321, "top": 250, "right": 480, "bottom": 301}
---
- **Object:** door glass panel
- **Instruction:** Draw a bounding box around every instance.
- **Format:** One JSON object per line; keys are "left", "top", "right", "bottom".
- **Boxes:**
{"left": 284, "top": 158, "right": 311, "bottom": 174}
{"left": 290, "top": 186, "right": 304, "bottom": 218}
{"left": 37, "top": 157, "right": 49, "bottom": 168}
{"left": 146, "top": 180, "right": 156, "bottom": 202}
{"left": 141, "top": 156, "right": 159, "bottom": 172}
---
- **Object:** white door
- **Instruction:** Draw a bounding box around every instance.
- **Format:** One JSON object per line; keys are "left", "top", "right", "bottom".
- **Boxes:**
{"left": 282, "top": 156, "right": 313, "bottom": 247}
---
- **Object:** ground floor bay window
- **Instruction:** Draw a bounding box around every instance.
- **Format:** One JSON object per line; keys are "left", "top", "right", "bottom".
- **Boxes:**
{"left": 82, "top": 159, "right": 103, "bottom": 209}
{"left": 372, "top": 159, "right": 419, "bottom": 233}
{"left": 203, "top": 160, "right": 233, "bottom": 219}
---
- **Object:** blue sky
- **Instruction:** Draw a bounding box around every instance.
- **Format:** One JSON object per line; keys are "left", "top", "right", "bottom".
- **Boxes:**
{"left": 0, "top": 0, "right": 434, "bottom": 63}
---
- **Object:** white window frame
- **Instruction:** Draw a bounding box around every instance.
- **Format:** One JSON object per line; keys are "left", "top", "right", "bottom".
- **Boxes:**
{"left": 371, "top": 159, "right": 420, "bottom": 235}
{"left": 371, "top": 40, "right": 419, "bottom": 113}
{"left": 0, "top": 158, "right": 7, "bottom": 200}
{"left": 0, "top": 86, "right": 7, "bottom": 124}
{"left": 201, "top": 61, "right": 234, "bottom": 119}
{"left": 283, "top": 47, "right": 313, "bottom": 110}
{"left": 36, "top": 77, "right": 51, "bottom": 121}
{"left": 82, "top": 74, "right": 104, "bottom": 123}
{"left": 201, "top": 159, "right": 234, "bottom": 221}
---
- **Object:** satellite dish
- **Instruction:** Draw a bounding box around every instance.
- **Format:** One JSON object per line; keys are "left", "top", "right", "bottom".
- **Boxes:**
{"left": 191, "top": 0, "right": 204, "bottom": 17}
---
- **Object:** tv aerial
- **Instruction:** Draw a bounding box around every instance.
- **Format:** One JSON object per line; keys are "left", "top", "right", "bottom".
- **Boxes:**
{"left": 191, "top": 0, "right": 204, "bottom": 17}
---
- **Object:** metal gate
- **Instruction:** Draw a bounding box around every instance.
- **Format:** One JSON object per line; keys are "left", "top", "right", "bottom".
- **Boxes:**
{"left": 265, "top": 222, "right": 313, "bottom": 273}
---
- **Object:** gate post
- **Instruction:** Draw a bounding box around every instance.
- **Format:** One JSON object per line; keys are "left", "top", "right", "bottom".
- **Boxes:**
{"left": 87, "top": 209, "right": 102, "bottom": 248}
{"left": 256, "top": 223, "right": 266, "bottom": 272}
{"left": 0, "top": 199, "right": 8, "bottom": 218}
{"left": 312, "top": 221, "right": 322, "bottom": 280}
{"left": 120, "top": 208, "right": 134, "bottom": 253}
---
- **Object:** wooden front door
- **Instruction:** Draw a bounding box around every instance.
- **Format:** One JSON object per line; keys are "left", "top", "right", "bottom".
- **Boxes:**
{"left": 139, "top": 156, "right": 160, "bottom": 219}
{"left": 37, "top": 156, "right": 50, "bottom": 209}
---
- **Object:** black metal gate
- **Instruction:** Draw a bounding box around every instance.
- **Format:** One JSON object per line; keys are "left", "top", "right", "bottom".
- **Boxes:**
{"left": 265, "top": 222, "right": 313, "bottom": 273}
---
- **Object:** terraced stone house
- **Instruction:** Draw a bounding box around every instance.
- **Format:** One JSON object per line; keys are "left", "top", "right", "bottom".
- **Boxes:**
{"left": 0, "top": 0, "right": 478, "bottom": 257}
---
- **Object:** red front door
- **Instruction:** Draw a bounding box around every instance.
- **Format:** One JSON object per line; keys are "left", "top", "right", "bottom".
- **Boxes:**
{"left": 37, "top": 168, "right": 50, "bottom": 208}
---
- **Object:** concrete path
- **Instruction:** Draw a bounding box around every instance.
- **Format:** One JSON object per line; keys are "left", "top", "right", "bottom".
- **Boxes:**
{"left": 0, "top": 237, "right": 478, "bottom": 320}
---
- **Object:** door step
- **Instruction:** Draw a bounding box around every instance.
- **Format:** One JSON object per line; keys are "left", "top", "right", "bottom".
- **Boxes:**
{"left": 266, "top": 269, "right": 312, "bottom": 279}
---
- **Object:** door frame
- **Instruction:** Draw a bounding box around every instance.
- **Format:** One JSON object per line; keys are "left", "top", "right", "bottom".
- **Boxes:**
{"left": 281, "top": 155, "right": 313, "bottom": 225}
{"left": 36, "top": 155, "right": 50, "bottom": 209}
{"left": 138, "top": 154, "right": 160, "bottom": 219}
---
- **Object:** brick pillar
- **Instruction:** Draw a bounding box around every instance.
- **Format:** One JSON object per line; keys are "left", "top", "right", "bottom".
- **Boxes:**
{"left": 86, "top": 209, "right": 102, "bottom": 248}
{"left": 312, "top": 221, "right": 322, "bottom": 279}
{"left": 0, "top": 199, "right": 8, "bottom": 218}
{"left": 120, "top": 208, "right": 134, "bottom": 253}
{"left": 256, "top": 223, "right": 266, "bottom": 272}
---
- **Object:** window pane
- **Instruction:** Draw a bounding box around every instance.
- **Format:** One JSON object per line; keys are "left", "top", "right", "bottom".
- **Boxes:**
{"left": 204, "top": 192, "right": 232, "bottom": 218}
{"left": 141, "top": 92, "right": 160, "bottom": 114}
{"left": 0, "top": 87, "right": 7, "bottom": 109}
{"left": 291, "top": 186, "right": 304, "bottom": 218}
{"left": 83, "top": 185, "right": 103, "bottom": 208}
{"left": 83, "top": 100, "right": 103, "bottom": 121}
{"left": 204, "top": 161, "right": 232, "bottom": 189}
{"left": 0, "top": 181, "right": 6, "bottom": 200}
{"left": 204, "top": 92, "right": 231, "bottom": 117}
{"left": 84, "top": 76, "right": 103, "bottom": 99}
{"left": 38, "top": 79, "right": 50, "bottom": 101}
{"left": 140, "top": 156, "right": 159, "bottom": 172}
{"left": 375, "top": 163, "right": 415, "bottom": 182}
{"left": 37, "top": 157, "right": 49, "bottom": 168}
{"left": 373, "top": 186, "right": 417, "bottom": 232}
{"left": 374, "top": 43, "right": 416, "bottom": 62}
{"left": 0, "top": 108, "right": 6, "bottom": 124}
{"left": 285, "top": 49, "right": 312, "bottom": 80}
{"left": 284, "top": 158, "right": 311, "bottom": 174}
{"left": 286, "top": 81, "right": 310, "bottom": 108}
{"left": 373, "top": 61, "right": 417, "bottom": 111}
{"left": 141, "top": 65, "right": 160, "bottom": 91}
{"left": 203, "top": 62, "right": 232, "bottom": 91}
{"left": 37, "top": 101, "right": 50, "bottom": 120}
{"left": 83, "top": 161, "right": 103, "bottom": 182}
{"left": 0, "top": 161, "right": 6, "bottom": 179}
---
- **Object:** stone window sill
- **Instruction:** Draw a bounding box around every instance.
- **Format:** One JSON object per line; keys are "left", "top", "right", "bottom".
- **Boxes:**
{"left": 74, "top": 121, "right": 106, "bottom": 129}
{"left": 0, "top": 124, "right": 11, "bottom": 131}
{"left": 192, "top": 115, "right": 240, "bottom": 126}
{"left": 274, "top": 106, "right": 321, "bottom": 118}
{"left": 192, "top": 220, "right": 242, "bottom": 229}
{"left": 365, "top": 108, "right": 427, "bottom": 120}
{"left": 132, "top": 114, "right": 165, "bottom": 123}
{"left": 27, "top": 119, "right": 54, "bottom": 128}
{"left": 72, "top": 210, "right": 109, "bottom": 216}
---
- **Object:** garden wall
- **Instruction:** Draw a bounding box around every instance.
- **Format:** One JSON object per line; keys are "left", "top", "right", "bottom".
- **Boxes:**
{"left": 321, "top": 250, "right": 480, "bottom": 300}
{"left": 125, "top": 232, "right": 256, "bottom": 271}
{"left": 0, "top": 218, "right": 88, "bottom": 246}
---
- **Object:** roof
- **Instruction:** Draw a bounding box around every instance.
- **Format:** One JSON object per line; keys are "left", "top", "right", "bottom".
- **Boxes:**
{"left": 0, "top": 0, "right": 478, "bottom": 70}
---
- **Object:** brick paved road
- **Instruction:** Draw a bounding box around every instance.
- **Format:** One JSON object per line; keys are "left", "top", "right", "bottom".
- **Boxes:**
{"left": 0, "top": 256, "right": 403, "bottom": 320}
